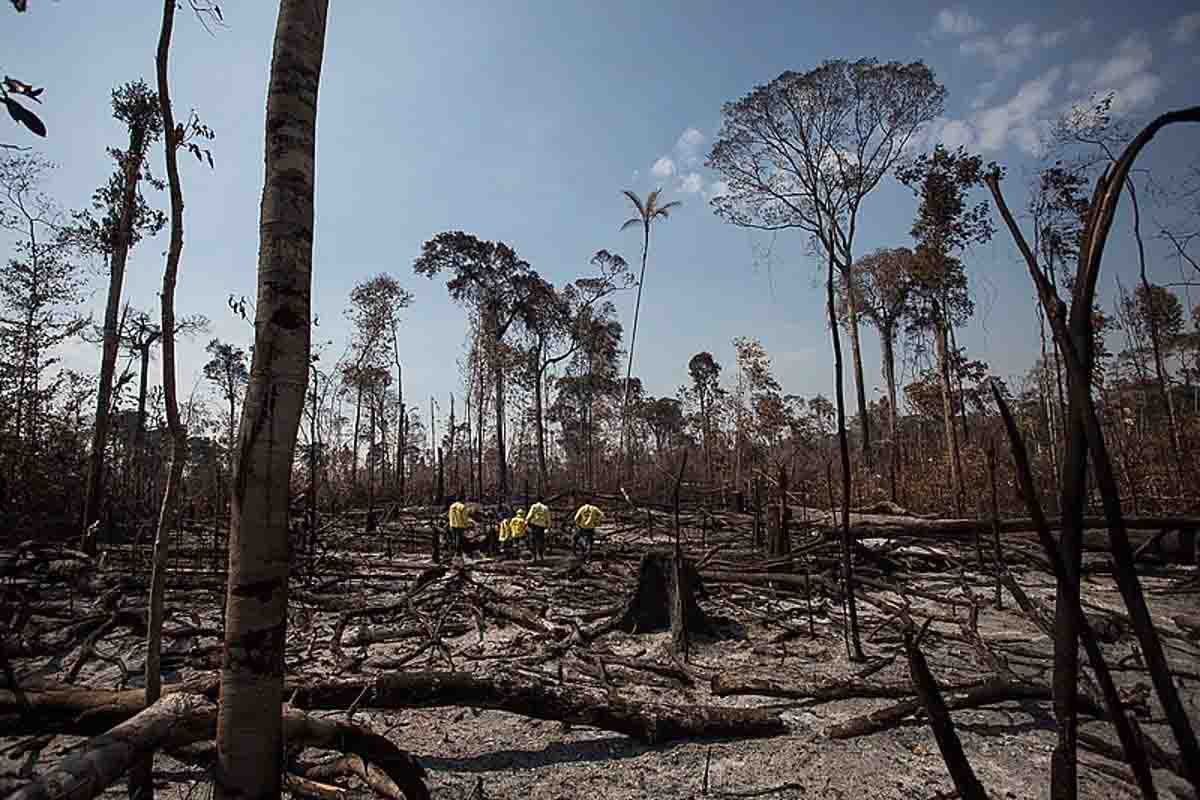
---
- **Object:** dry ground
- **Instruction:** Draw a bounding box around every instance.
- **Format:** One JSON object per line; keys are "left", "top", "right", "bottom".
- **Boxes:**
{"left": 3, "top": 507, "right": 1198, "bottom": 799}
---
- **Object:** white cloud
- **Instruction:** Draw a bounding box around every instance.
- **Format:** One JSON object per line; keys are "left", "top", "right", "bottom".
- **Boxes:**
{"left": 974, "top": 67, "right": 1060, "bottom": 152}
{"left": 1171, "top": 12, "right": 1200, "bottom": 43}
{"left": 678, "top": 172, "right": 703, "bottom": 194}
{"left": 939, "top": 119, "right": 976, "bottom": 150}
{"left": 1068, "top": 33, "right": 1162, "bottom": 116}
{"left": 651, "top": 156, "right": 675, "bottom": 178}
{"left": 1004, "top": 22, "right": 1036, "bottom": 49}
{"left": 1106, "top": 73, "right": 1163, "bottom": 115}
{"left": 675, "top": 127, "right": 705, "bottom": 166}
{"left": 935, "top": 67, "right": 1060, "bottom": 156}
{"left": 631, "top": 169, "right": 640, "bottom": 181}
{"left": 933, "top": 7, "right": 983, "bottom": 36}
{"left": 1094, "top": 33, "right": 1152, "bottom": 86}
{"left": 959, "top": 21, "right": 1072, "bottom": 72}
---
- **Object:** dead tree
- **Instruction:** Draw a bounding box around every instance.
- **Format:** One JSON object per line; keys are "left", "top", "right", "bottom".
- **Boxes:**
{"left": 613, "top": 550, "right": 710, "bottom": 655}
{"left": 986, "top": 104, "right": 1200, "bottom": 798}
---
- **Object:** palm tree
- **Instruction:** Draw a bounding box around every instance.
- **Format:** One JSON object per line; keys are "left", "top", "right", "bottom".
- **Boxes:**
{"left": 619, "top": 188, "right": 680, "bottom": 466}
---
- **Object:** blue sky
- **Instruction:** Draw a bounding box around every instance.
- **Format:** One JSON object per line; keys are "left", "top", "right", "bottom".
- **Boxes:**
{"left": 4, "top": 1, "right": 1200, "bottom": 421}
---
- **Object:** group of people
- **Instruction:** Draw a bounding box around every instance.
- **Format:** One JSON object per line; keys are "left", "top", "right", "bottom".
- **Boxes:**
{"left": 445, "top": 496, "right": 604, "bottom": 562}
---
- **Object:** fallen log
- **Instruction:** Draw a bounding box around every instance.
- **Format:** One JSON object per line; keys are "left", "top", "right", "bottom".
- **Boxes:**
{"left": 1, "top": 671, "right": 786, "bottom": 745}
{"left": 710, "top": 672, "right": 986, "bottom": 701}
{"left": 283, "top": 671, "right": 786, "bottom": 744}
{"left": 10, "top": 692, "right": 429, "bottom": 800}
{"left": 9, "top": 693, "right": 216, "bottom": 800}
{"left": 826, "top": 680, "right": 1104, "bottom": 740}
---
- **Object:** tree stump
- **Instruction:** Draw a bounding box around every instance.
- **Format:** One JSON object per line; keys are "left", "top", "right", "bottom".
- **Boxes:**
{"left": 614, "top": 550, "right": 710, "bottom": 653}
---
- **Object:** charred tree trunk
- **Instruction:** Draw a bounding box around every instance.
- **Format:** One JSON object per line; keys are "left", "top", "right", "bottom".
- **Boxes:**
{"left": 844, "top": 277, "right": 871, "bottom": 466}
{"left": 215, "top": 3, "right": 327, "bottom": 798}
{"left": 350, "top": 377, "right": 363, "bottom": 491}
{"left": 534, "top": 358, "right": 547, "bottom": 496}
{"left": 614, "top": 551, "right": 710, "bottom": 654}
{"left": 935, "top": 316, "right": 965, "bottom": 516}
{"left": 881, "top": 324, "right": 899, "bottom": 503}
{"left": 129, "top": 9, "right": 188, "bottom": 799}
{"left": 827, "top": 248, "right": 863, "bottom": 662}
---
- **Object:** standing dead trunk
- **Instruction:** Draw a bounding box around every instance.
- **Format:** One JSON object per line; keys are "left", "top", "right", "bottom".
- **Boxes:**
{"left": 533, "top": 350, "right": 547, "bottom": 495}
{"left": 935, "top": 317, "right": 965, "bottom": 516}
{"left": 880, "top": 323, "right": 899, "bottom": 502}
{"left": 844, "top": 282, "right": 872, "bottom": 466}
{"left": 494, "top": 335, "right": 508, "bottom": 502}
{"left": 131, "top": 6, "right": 189, "bottom": 798}
{"left": 81, "top": 107, "right": 155, "bottom": 554}
{"left": 132, "top": 337, "right": 158, "bottom": 501}
{"left": 827, "top": 248, "right": 863, "bottom": 662}
{"left": 350, "top": 376, "right": 363, "bottom": 490}
{"left": 366, "top": 389, "right": 377, "bottom": 534}
{"left": 215, "top": 2, "right": 327, "bottom": 798}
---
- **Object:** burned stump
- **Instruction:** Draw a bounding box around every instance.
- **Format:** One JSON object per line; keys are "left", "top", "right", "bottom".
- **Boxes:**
{"left": 613, "top": 551, "right": 710, "bottom": 653}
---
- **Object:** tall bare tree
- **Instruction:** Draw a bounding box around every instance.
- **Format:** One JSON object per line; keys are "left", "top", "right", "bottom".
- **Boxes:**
{"left": 215, "top": 1, "right": 328, "bottom": 796}
{"left": 131, "top": 3, "right": 217, "bottom": 799}
{"left": 78, "top": 81, "right": 165, "bottom": 552}
{"left": 707, "top": 58, "right": 945, "bottom": 468}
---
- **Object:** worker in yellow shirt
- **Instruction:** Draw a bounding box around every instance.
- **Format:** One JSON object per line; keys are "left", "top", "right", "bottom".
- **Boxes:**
{"left": 507, "top": 508, "right": 527, "bottom": 558}
{"left": 573, "top": 499, "right": 603, "bottom": 561}
{"left": 526, "top": 500, "right": 550, "bottom": 562}
{"left": 447, "top": 496, "right": 474, "bottom": 557}
{"left": 497, "top": 511, "right": 512, "bottom": 557}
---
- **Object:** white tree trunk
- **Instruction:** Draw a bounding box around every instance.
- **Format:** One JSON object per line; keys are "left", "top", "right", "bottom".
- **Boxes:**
{"left": 216, "top": 2, "right": 328, "bottom": 798}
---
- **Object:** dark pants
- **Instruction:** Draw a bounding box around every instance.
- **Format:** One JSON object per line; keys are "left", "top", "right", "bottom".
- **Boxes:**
{"left": 576, "top": 527, "right": 595, "bottom": 558}
{"left": 447, "top": 527, "right": 465, "bottom": 556}
{"left": 528, "top": 524, "right": 546, "bottom": 560}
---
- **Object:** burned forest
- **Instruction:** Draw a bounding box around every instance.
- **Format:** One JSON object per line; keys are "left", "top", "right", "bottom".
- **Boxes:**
{"left": 3, "top": 3, "right": 1200, "bottom": 800}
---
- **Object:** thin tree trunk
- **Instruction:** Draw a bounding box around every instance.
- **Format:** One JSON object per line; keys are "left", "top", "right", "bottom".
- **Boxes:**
{"left": 133, "top": 341, "right": 152, "bottom": 505}
{"left": 844, "top": 281, "right": 872, "bottom": 466}
{"left": 494, "top": 330, "right": 508, "bottom": 502}
{"left": 621, "top": 222, "right": 651, "bottom": 476}
{"left": 130, "top": 6, "right": 187, "bottom": 798}
{"left": 881, "top": 325, "right": 899, "bottom": 502}
{"left": 827, "top": 248, "right": 863, "bottom": 662}
{"left": 476, "top": 352, "right": 484, "bottom": 499}
{"left": 935, "top": 318, "right": 965, "bottom": 516}
{"left": 448, "top": 393, "right": 457, "bottom": 491}
{"left": 307, "top": 364, "right": 318, "bottom": 552}
{"left": 81, "top": 117, "right": 152, "bottom": 553}
{"left": 215, "top": 3, "right": 327, "bottom": 798}
{"left": 351, "top": 378, "right": 363, "bottom": 490}
{"left": 534, "top": 355, "right": 547, "bottom": 495}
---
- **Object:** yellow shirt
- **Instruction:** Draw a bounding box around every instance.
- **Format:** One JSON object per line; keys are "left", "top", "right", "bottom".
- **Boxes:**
{"left": 448, "top": 501, "right": 472, "bottom": 529}
{"left": 527, "top": 502, "right": 550, "bottom": 528}
{"left": 498, "top": 518, "right": 511, "bottom": 542}
{"left": 575, "top": 504, "right": 603, "bottom": 530}
{"left": 509, "top": 516, "right": 527, "bottom": 538}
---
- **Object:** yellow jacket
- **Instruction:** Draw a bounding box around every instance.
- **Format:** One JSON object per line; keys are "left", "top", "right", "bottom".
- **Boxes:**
{"left": 448, "top": 501, "right": 473, "bottom": 530}
{"left": 498, "top": 518, "right": 511, "bottom": 543}
{"left": 509, "top": 515, "right": 527, "bottom": 539}
{"left": 575, "top": 504, "right": 603, "bottom": 530}
{"left": 527, "top": 502, "right": 550, "bottom": 528}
